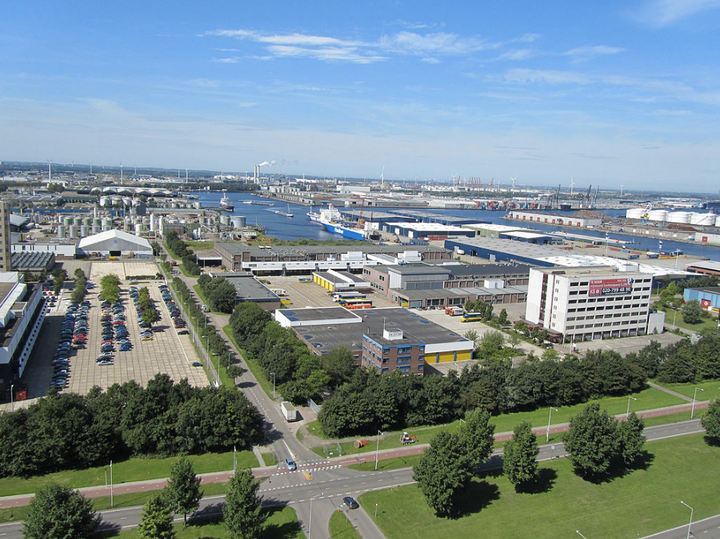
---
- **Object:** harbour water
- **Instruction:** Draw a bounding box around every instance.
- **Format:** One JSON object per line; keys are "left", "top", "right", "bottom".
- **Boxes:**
{"left": 195, "top": 192, "right": 720, "bottom": 261}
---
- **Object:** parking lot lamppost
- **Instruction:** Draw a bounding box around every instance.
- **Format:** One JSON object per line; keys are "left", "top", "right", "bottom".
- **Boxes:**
{"left": 546, "top": 408, "right": 559, "bottom": 443}
{"left": 680, "top": 501, "right": 694, "bottom": 539}
{"left": 191, "top": 317, "right": 197, "bottom": 344}
{"left": 10, "top": 384, "right": 14, "bottom": 412}
{"left": 109, "top": 461, "right": 114, "bottom": 508}
{"left": 212, "top": 353, "right": 219, "bottom": 387}
{"left": 627, "top": 396, "right": 637, "bottom": 419}
{"left": 270, "top": 372, "right": 276, "bottom": 399}
{"left": 576, "top": 531, "right": 589, "bottom": 539}
{"left": 308, "top": 492, "right": 324, "bottom": 539}
{"left": 375, "top": 430, "right": 383, "bottom": 471}
{"left": 691, "top": 387, "right": 705, "bottom": 419}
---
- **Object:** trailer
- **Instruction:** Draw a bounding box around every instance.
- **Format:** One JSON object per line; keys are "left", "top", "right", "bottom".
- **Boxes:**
{"left": 281, "top": 401, "right": 297, "bottom": 422}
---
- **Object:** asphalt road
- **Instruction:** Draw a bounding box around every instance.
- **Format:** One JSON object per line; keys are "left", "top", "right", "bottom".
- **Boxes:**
{"left": 0, "top": 420, "right": 706, "bottom": 539}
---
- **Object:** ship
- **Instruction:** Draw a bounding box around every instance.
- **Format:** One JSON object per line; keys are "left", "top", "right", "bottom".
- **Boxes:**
{"left": 307, "top": 205, "right": 366, "bottom": 241}
{"left": 220, "top": 193, "right": 234, "bottom": 211}
{"left": 275, "top": 204, "right": 294, "bottom": 218}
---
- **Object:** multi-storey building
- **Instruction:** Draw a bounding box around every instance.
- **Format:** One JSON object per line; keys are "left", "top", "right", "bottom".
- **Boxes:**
{"left": 0, "top": 202, "right": 11, "bottom": 271}
{"left": 525, "top": 266, "right": 662, "bottom": 342}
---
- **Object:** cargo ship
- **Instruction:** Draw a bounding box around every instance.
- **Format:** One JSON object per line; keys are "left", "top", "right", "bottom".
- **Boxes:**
{"left": 220, "top": 193, "right": 234, "bottom": 211}
{"left": 307, "top": 205, "right": 366, "bottom": 241}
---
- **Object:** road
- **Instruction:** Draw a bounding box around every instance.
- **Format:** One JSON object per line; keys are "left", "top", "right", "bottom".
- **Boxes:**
{"left": 0, "top": 420, "right": 706, "bottom": 539}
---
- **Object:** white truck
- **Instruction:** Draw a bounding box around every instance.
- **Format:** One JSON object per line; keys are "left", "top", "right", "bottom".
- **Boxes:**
{"left": 281, "top": 401, "right": 297, "bottom": 422}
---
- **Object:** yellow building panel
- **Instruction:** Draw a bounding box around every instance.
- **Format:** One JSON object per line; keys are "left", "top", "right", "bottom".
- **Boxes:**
{"left": 436, "top": 351, "right": 456, "bottom": 363}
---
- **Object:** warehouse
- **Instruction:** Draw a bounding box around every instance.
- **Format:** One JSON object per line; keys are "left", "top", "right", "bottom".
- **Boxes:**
{"left": 275, "top": 306, "right": 474, "bottom": 374}
{"left": 77, "top": 230, "right": 153, "bottom": 258}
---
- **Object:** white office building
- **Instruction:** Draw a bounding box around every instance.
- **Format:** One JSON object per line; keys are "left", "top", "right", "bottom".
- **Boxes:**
{"left": 525, "top": 267, "right": 663, "bottom": 342}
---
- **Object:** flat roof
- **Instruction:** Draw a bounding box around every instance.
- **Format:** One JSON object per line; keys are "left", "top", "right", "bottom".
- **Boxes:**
{"left": 211, "top": 272, "right": 279, "bottom": 301}
{"left": 281, "top": 307, "right": 360, "bottom": 323}
{"left": 397, "top": 285, "right": 528, "bottom": 299}
{"left": 462, "top": 223, "right": 531, "bottom": 232}
{"left": 296, "top": 307, "right": 469, "bottom": 353}
{"left": 687, "top": 261, "right": 720, "bottom": 271}
{"left": 217, "top": 243, "right": 449, "bottom": 257}
{"left": 533, "top": 266, "right": 646, "bottom": 278}
{"left": 383, "top": 222, "right": 477, "bottom": 232}
{"left": 688, "top": 287, "right": 720, "bottom": 294}
{"left": 388, "top": 265, "right": 452, "bottom": 276}
{"left": 503, "top": 231, "right": 553, "bottom": 239}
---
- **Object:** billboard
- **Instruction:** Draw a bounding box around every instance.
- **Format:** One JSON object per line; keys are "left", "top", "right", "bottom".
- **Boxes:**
{"left": 588, "top": 278, "right": 633, "bottom": 296}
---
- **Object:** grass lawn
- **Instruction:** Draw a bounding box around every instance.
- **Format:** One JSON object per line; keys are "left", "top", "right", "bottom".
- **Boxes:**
{"left": 262, "top": 453, "right": 278, "bottom": 466}
{"left": 222, "top": 326, "right": 276, "bottom": 399}
{"left": 654, "top": 378, "right": 720, "bottom": 402}
{"left": 186, "top": 240, "right": 216, "bottom": 251}
{"left": 348, "top": 454, "right": 424, "bottom": 472}
{"left": 663, "top": 309, "right": 718, "bottom": 332}
{"left": 329, "top": 510, "right": 363, "bottom": 539}
{"left": 313, "top": 387, "right": 686, "bottom": 457}
{"left": 360, "top": 433, "right": 720, "bottom": 539}
{"left": 116, "top": 505, "right": 303, "bottom": 539}
{"left": 0, "top": 450, "right": 258, "bottom": 498}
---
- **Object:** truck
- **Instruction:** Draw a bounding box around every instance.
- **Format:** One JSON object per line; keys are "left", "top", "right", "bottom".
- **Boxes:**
{"left": 281, "top": 401, "right": 297, "bottom": 422}
{"left": 445, "top": 306, "right": 464, "bottom": 316}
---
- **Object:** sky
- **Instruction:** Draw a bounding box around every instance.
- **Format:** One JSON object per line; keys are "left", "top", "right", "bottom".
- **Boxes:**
{"left": 2, "top": 1, "right": 720, "bottom": 193}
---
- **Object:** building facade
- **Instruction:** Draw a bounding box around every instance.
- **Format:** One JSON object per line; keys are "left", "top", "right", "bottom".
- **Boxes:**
{"left": 525, "top": 267, "right": 655, "bottom": 341}
{"left": 0, "top": 202, "right": 11, "bottom": 271}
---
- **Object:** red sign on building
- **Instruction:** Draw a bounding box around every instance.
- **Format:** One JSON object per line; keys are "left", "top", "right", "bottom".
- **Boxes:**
{"left": 588, "top": 278, "right": 633, "bottom": 296}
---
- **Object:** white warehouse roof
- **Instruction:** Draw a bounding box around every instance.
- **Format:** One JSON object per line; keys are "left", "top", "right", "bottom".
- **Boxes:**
{"left": 77, "top": 229, "right": 152, "bottom": 255}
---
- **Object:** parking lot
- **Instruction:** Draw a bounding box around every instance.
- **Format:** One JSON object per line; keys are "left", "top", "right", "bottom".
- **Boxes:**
{"left": 21, "top": 269, "right": 208, "bottom": 398}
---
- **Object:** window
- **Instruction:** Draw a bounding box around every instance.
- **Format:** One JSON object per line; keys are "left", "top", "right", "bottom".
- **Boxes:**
{"left": 396, "top": 366, "right": 411, "bottom": 374}
{"left": 396, "top": 356, "right": 411, "bottom": 364}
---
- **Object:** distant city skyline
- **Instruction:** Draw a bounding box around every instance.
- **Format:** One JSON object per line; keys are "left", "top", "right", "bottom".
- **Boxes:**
{"left": 2, "top": 1, "right": 720, "bottom": 193}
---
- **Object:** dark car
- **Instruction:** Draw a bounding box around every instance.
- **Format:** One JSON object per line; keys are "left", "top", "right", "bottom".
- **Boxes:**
{"left": 177, "top": 329, "right": 189, "bottom": 335}
{"left": 342, "top": 497, "right": 359, "bottom": 509}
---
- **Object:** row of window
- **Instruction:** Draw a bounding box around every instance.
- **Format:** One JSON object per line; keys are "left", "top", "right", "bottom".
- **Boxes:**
{"left": 567, "top": 304, "right": 648, "bottom": 312}
{"left": 566, "top": 319, "right": 643, "bottom": 330}
{"left": 566, "top": 312, "right": 647, "bottom": 321}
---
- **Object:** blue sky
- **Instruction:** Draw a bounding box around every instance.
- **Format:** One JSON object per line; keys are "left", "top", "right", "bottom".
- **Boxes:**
{"left": 2, "top": 1, "right": 720, "bottom": 193}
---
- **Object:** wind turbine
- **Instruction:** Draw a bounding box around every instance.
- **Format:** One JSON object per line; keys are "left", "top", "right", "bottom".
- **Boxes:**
{"left": 570, "top": 177, "right": 575, "bottom": 197}
{"left": 620, "top": 185, "right": 624, "bottom": 196}
{"left": 47, "top": 159, "right": 52, "bottom": 182}
{"left": 510, "top": 176, "right": 517, "bottom": 190}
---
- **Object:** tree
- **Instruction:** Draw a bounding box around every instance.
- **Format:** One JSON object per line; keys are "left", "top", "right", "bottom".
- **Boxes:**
{"left": 682, "top": 299, "right": 704, "bottom": 324}
{"left": 138, "top": 493, "right": 176, "bottom": 539}
{"left": 503, "top": 421, "right": 540, "bottom": 491}
{"left": 615, "top": 413, "right": 646, "bottom": 466}
{"left": 498, "top": 308, "right": 509, "bottom": 326}
{"left": 223, "top": 469, "right": 267, "bottom": 539}
{"left": 23, "top": 482, "right": 101, "bottom": 539}
{"left": 477, "top": 331, "right": 505, "bottom": 359}
{"left": 142, "top": 308, "right": 161, "bottom": 328}
{"left": 701, "top": 399, "right": 720, "bottom": 444}
{"left": 563, "top": 403, "right": 617, "bottom": 480}
{"left": 322, "top": 345, "right": 356, "bottom": 386}
{"left": 459, "top": 407, "right": 495, "bottom": 467}
{"left": 165, "top": 457, "right": 202, "bottom": 525}
{"left": 507, "top": 332, "right": 522, "bottom": 350}
{"left": 412, "top": 431, "right": 473, "bottom": 517}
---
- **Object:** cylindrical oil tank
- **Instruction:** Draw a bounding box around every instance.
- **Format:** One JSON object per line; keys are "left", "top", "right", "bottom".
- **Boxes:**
{"left": 83, "top": 218, "right": 92, "bottom": 226}
{"left": 135, "top": 223, "right": 143, "bottom": 234}
{"left": 667, "top": 211, "right": 691, "bottom": 224}
{"left": 99, "top": 196, "right": 110, "bottom": 207}
{"left": 715, "top": 216, "right": 720, "bottom": 228}
{"left": 647, "top": 210, "right": 668, "bottom": 221}
{"left": 124, "top": 218, "right": 131, "bottom": 232}
{"left": 73, "top": 217, "right": 82, "bottom": 226}
{"left": 68, "top": 225, "right": 77, "bottom": 238}
{"left": 92, "top": 225, "right": 100, "bottom": 235}
{"left": 63, "top": 217, "right": 73, "bottom": 227}
{"left": 102, "top": 218, "right": 113, "bottom": 229}
{"left": 231, "top": 215, "right": 246, "bottom": 228}
{"left": 79, "top": 225, "right": 89, "bottom": 237}
{"left": 194, "top": 201, "right": 202, "bottom": 210}
{"left": 93, "top": 218, "right": 101, "bottom": 227}
{"left": 625, "top": 208, "right": 645, "bottom": 219}
{"left": 220, "top": 215, "right": 230, "bottom": 225}
{"left": 690, "top": 212, "right": 717, "bottom": 226}
{"left": 57, "top": 225, "right": 66, "bottom": 239}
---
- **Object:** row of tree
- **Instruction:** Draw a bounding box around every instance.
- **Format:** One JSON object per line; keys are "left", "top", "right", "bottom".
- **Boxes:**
{"left": 413, "top": 403, "right": 648, "bottom": 517}
{"left": 230, "top": 302, "right": 356, "bottom": 403}
{"left": 70, "top": 268, "right": 88, "bottom": 305}
{"left": 0, "top": 374, "right": 262, "bottom": 478}
{"left": 318, "top": 349, "right": 648, "bottom": 438}
{"left": 197, "top": 274, "right": 237, "bottom": 314}
{"left": 165, "top": 232, "right": 201, "bottom": 276}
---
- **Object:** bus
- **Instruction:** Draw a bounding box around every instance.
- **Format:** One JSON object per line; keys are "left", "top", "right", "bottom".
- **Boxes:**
{"left": 460, "top": 312, "right": 484, "bottom": 322}
{"left": 343, "top": 299, "right": 373, "bottom": 310}
{"left": 334, "top": 292, "right": 367, "bottom": 303}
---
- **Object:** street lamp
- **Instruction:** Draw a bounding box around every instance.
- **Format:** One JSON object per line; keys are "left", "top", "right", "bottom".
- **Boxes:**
{"left": 680, "top": 501, "right": 694, "bottom": 539}
{"left": 192, "top": 316, "right": 198, "bottom": 344}
{"left": 546, "top": 408, "right": 559, "bottom": 443}
{"left": 627, "top": 395, "right": 637, "bottom": 419}
{"left": 375, "top": 430, "right": 384, "bottom": 471}
{"left": 270, "top": 372, "right": 276, "bottom": 399}
{"left": 308, "top": 492, "right": 324, "bottom": 538}
{"left": 576, "top": 531, "right": 589, "bottom": 539}
{"left": 691, "top": 387, "right": 705, "bottom": 419}
{"left": 10, "top": 384, "right": 14, "bottom": 412}
{"left": 212, "top": 353, "right": 219, "bottom": 387}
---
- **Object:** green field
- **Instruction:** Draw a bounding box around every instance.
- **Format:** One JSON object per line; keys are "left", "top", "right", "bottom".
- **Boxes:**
{"left": 663, "top": 308, "right": 718, "bottom": 332}
{"left": 655, "top": 379, "right": 720, "bottom": 402}
{"left": 313, "top": 386, "right": 687, "bottom": 457}
{"left": 329, "top": 510, "right": 363, "bottom": 539}
{"left": 360, "top": 433, "right": 720, "bottom": 539}
{"left": 116, "top": 505, "right": 303, "bottom": 539}
{"left": 0, "top": 450, "right": 258, "bottom": 498}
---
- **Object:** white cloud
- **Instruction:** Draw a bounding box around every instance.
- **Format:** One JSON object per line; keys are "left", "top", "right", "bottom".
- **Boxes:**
{"left": 213, "top": 57, "right": 239, "bottom": 64}
{"left": 504, "top": 69, "right": 591, "bottom": 85}
{"left": 266, "top": 45, "right": 386, "bottom": 64}
{"left": 421, "top": 57, "right": 440, "bottom": 64}
{"left": 634, "top": 0, "right": 720, "bottom": 27}
{"left": 564, "top": 45, "right": 625, "bottom": 62}
{"left": 496, "top": 49, "right": 536, "bottom": 61}
{"left": 381, "top": 31, "right": 499, "bottom": 55}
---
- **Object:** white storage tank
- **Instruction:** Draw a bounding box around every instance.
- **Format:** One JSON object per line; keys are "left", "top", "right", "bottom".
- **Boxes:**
{"left": 99, "top": 196, "right": 110, "bottom": 207}
{"left": 231, "top": 216, "right": 247, "bottom": 228}
{"left": 57, "top": 225, "right": 66, "bottom": 239}
{"left": 68, "top": 225, "right": 77, "bottom": 238}
{"left": 626, "top": 208, "right": 645, "bottom": 219}
{"left": 648, "top": 210, "right": 668, "bottom": 222}
{"left": 135, "top": 223, "right": 143, "bottom": 234}
{"left": 667, "top": 211, "right": 691, "bottom": 224}
{"left": 80, "top": 225, "right": 89, "bottom": 237}
{"left": 690, "top": 212, "right": 717, "bottom": 226}
{"left": 220, "top": 215, "right": 230, "bottom": 225}
{"left": 715, "top": 216, "right": 720, "bottom": 228}
{"left": 92, "top": 225, "right": 101, "bottom": 235}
